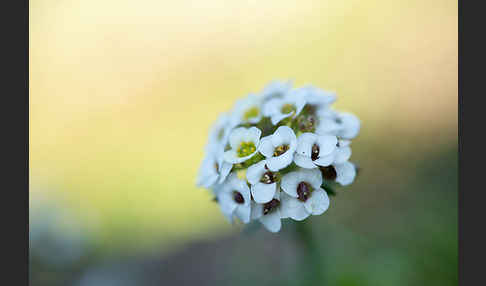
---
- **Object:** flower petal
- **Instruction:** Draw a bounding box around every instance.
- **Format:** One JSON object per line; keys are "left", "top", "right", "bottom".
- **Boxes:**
{"left": 259, "top": 210, "right": 282, "bottom": 233}
{"left": 262, "top": 98, "right": 281, "bottom": 117}
{"left": 316, "top": 135, "right": 338, "bottom": 156}
{"left": 294, "top": 154, "right": 317, "bottom": 169}
{"left": 246, "top": 160, "right": 267, "bottom": 185}
{"left": 250, "top": 201, "right": 263, "bottom": 220}
{"left": 258, "top": 136, "right": 275, "bottom": 158}
{"left": 313, "top": 152, "right": 335, "bottom": 167}
{"left": 333, "top": 146, "right": 351, "bottom": 164}
{"left": 231, "top": 177, "right": 251, "bottom": 205}
{"left": 273, "top": 126, "right": 296, "bottom": 144}
{"left": 304, "top": 188, "right": 330, "bottom": 215}
{"left": 339, "top": 112, "right": 360, "bottom": 139}
{"left": 228, "top": 127, "right": 247, "bottom": 149}
{"left": 218, "top": 162, "right": 233, "bottom": 183}
{"left": 266, "top": 151, "right": 294, "bottom": 171}
{"left": 223, "top": 149, "right": 252, "bottom": 164}
{"left": 247, "top": 127, "right": 262, "bottom": 144}
{"left": 335, "top": 161, "right": 356, "bottom": 186}
{"left": 271, "top": 113, "right": 292, "bottom": 125}
{"left": 300, "top": 168, "right": 323, "bottom": 189}
{"left": 281, "top": 171, "right": 300, "bottom": 198}
{"left": 296, "top": 133, "right": 317, "bottom": 156}
{"left": 218, "top": 191, "right": 237, "bottom": 218}
{"left": 235, "top": 204, "right": 251, "bottom": 223}
{"left": 261, "top": 80, "right": 292, "bottom": 101}
{"left": 280, "top": 193, "right": 309, "bottom": 221}
{"left": 251, "top": 183, "right": 276, "bottom": 204}
{"left": 294, "top": 97, "right": 306, "bottom": 116}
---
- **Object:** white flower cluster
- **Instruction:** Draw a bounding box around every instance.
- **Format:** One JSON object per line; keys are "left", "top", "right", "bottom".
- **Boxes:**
{"left": 197, "top": 81, "right": 360, "bottom": 233}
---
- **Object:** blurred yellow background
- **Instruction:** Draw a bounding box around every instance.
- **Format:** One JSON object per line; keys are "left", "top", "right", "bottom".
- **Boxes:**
{"left": 30, "top": 0, "right": 457, "bottom": 258}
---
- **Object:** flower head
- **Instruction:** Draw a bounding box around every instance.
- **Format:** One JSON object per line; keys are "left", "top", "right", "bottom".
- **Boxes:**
{"left": 197, "top": 80, "right": 360, "bottom": 232}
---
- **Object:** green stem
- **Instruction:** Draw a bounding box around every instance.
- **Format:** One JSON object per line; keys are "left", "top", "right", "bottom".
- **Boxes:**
{"left": 295, "top": 220, "right": 325, "bottom": 285}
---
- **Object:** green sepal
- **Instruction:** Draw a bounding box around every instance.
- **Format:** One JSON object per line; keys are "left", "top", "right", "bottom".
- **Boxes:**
{"left": 321, "top": 181, "right": 337, "bottom": 196}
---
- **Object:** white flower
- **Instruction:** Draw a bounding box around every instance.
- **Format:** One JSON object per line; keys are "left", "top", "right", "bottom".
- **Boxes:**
{"left": 280, "top": 168, "right": 330, "bottom": 221}
{"left": 198, "top": 81, "right": 360, "bottom": 232}
{"left": 258, "top": 126, "right": 297, "bottom": 171}
{"left": 232, "top": 94, "right": 264, "bottom": 125}
{"left": 321, "top": 161, "right": 357, "bottom": 186}
{"left": 261, "top": 80, "right": 293, "bottom": 101}
{"left": 316, "top": 109, "right": 360, "bottom": 140}
{"left": 294, "top": 133, "right": 338, "bottom": 169}
{"left": 262, "top": 91, "right": 306, "bottom": 125}
{"left": 206, "top": 113, "right": 234, "bottom": 154}
{"left": 246, "top": 160, "right": 277, "bottom": 203}
{"left": 217, "top": 173, "right": 251, "bottom": 223}
{"left": 223, "top": 127, "right": 262, "bottom": 164}
{"left": 299, "top": 85, "right": 336, "bottom": 107}
{"left": 196, "top": 151, "right": 233, "bottom": 189}
{"left": 250, "top": 191, "right": 282, "bottom": 233}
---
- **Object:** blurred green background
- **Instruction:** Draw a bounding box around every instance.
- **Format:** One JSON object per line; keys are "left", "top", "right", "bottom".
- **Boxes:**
{"left": 29, "top": 0, "right": 457, "bottom": 285}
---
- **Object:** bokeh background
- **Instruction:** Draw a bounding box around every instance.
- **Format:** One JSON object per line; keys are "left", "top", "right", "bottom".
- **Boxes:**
{"left": 29, "top": 0, "right": 457, "bottom": 285}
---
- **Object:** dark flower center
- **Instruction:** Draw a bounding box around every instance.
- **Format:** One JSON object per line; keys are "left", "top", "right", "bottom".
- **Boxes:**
{"left": 233, "top": 191, "right": 245, "bottom": 204}
{"left": 260, "top": 171, "right": 275, "bottom": 184}
{"left": 298, "top": 115, "right": 316, "bottom": 132}
{"left": 311, "top": 144, "right": 320, "bottom": 161}
{"left": 263, "top": 199, "right": 280, "bottom": 215}
{"left": 320, "top": 165, "right": 337, "bottom": 181}
{"left": 297, "top": 182, "right": 312, "bottom": 202}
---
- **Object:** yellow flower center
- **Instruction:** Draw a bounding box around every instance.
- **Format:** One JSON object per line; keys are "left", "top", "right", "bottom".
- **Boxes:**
{"left": 243, "top": 107, "right": 260, "bottom": 121}
{"left": 273, "top": 144, "right": 289, "bottom": 156}
{"left": 237, "top": 141, "right": 256, "bottom": 157}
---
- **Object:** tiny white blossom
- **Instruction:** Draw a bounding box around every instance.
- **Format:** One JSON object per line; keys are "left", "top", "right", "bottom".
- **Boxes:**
{"left": 320, "top": 161, "right": 357, "bottom": 186}
{"left": 250, "top": 191, "right": 282, "bottom": 233}
{"left": 232, "top": 94, "right": 264, "bottom": 125}
{"left": 334, "top": 161, "right": 357, "bottom": 186}
{"left": 316, "top": 109, "right": 360, "bottom": 140}
{"left": 196, "top": 150, "right": 233, "bottom": 189}
{"left": 258, "top": 126, "right": 297, "bottom": 171}
{"left": 262, "top": 91, "right": 306, "bottom": 125}
{"left": 217, "top": 173, "right": 251, "bottom": 223}
{"left": 260, "top": 80, "right": 293, "bottom": 102}
{"left": 294, "top": 132, "right": 338, "bottom": 169}
{"left": 246, "top": 160, "right": 277, "bottom": 203}
{"left": 206, "top": 113, "right": 234, "bottom": 154}
{"left": 280, "top": 168, "right": 330, "bottom": 221}
{"left": 223, "top": 127, "right": 262, "bottom": 164}
{"left": 299, "top": 85, "right": 336, "bottom": 107}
